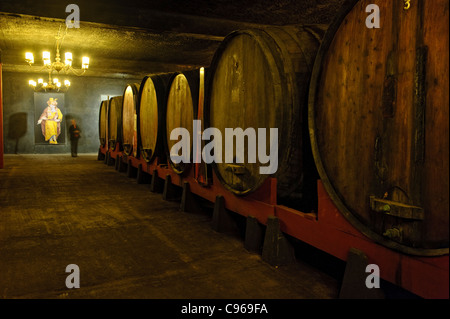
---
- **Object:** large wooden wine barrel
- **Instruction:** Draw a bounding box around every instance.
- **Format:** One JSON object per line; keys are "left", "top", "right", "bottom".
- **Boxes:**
{"left": 98, "top": 100, "right": 109, "bottom": 147}
{"left": 108, "top": 96, "right": 123, "bottom": 151}
{"left": 205, "top": 25, "right": 326, "bottom": 205}
{"left": 165, "top": 69, "right": 202, "bottom": 174}
{"left": 138, "top": 74, "right": 172, "bottom": 163}
{"left": 308, "top": 0, "right": 449, "bottom": 256}
{"left": 122, "top": 83, "right": 140, "bottom": 157}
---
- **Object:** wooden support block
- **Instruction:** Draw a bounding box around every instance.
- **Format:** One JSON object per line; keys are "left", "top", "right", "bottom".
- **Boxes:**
{"left": 211, "top": 195, "right": 239, "bottom": 234}
{"left": 162, "top": 175, "right": 181, "bottom": 201}
{"left": 136, "top": 164, "right": 149, "bottom": 184}
{"left": 97, "top": 148, "right": 105, "bottom": 161}
{"left": 115, "top": 155, "right": 120, "bottom": 170}
{"left": 150, "top": 169, "right": 164, "bottom": 193}
{"left": 107, "top": 152, "right": 114, "bottom": 166}
{"left": 127, "top": 159, "right": 136, "bottom": 178}
{"left": 262, "top": 216, "right": 295, "bottom": 267}
{"left": 339, "top": 248, "right": 385, "bottom": 299}
{"left": 117, "top": 157, "right": 126, "bottom": 172}
{"left": 180, "top": 181, "right": 202, "bottom": 213}
{"left": 244, "top": 216, "right": 264, "bottom": 254}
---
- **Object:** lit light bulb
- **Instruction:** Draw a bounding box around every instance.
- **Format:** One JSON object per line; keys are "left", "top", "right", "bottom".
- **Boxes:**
{"left": 82, "top": 56, "right": 89, "bottom": 69}
{"left": 64, "top": 80, "right": 71, "bottom": 87}
{"left": 25, "top": 52, "right": 34, "bottom": 64}
{"left": 65, "top": 52, "right": 73, "bottom": 66}
{"left": 43, "top": 51, "right": 51, "bottom": 66}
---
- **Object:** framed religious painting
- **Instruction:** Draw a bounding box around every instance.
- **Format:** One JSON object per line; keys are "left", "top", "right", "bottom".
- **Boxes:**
{"left": 34, "top": 93, "right": 66, "bottom": 145}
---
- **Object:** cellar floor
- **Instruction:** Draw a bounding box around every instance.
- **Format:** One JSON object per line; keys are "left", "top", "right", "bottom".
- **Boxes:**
{"left": 0, "top": 154, "right": 339, "bottom": 300}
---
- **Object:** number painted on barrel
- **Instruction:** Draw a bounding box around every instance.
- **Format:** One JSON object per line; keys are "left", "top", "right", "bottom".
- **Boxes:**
{"left": 404, "top": 0, "right": 411, "bottom": 10}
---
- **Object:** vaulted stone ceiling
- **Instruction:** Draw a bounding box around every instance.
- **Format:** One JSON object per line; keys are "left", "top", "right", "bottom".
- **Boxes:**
{"left": 0, "top": 0, "right": 344, "bottom": 79}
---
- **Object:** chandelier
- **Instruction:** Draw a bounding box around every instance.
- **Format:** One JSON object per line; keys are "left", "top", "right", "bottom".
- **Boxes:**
{"left": 26, "top": 25, "right": 90, "bottom": 92}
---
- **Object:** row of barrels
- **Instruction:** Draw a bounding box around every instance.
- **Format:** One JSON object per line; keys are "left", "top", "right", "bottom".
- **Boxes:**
{"left": 99, "top": 0, "right": 448, "bottom": 257}
{"left": 99, "top": 70, "right": 208, "bottom": 177}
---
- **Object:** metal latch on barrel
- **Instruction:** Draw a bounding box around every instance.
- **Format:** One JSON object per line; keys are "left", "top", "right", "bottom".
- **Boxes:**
{"left": 370, "top": 196, "right": 424, "bottom": 220}
{"left": 225, "top": 164, "right": 246, "bottom": 175}
{"left": 142, "top": 148, "right": 152, "bottom": 161}
{"left": 123, "top": 143, "right": 132, "bottom": 152}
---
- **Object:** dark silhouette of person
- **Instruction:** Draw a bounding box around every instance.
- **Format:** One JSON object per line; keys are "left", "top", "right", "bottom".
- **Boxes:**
{"left": 69, "top": 119, "right": 81, "bottom": 157}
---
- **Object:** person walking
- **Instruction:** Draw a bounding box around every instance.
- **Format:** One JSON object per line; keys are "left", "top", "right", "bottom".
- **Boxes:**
{"left": 69, "top": 119, "right": 81, "bottom": 157}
